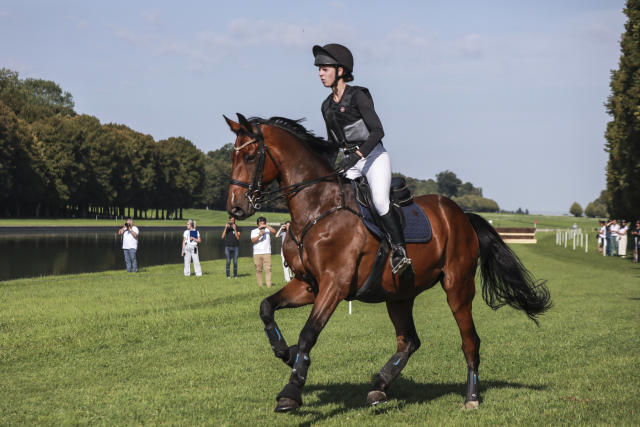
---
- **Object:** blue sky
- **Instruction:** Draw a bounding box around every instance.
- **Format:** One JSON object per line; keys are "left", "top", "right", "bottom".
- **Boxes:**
{"left": 0, "top": 1, "right": 626, "bottom": 213}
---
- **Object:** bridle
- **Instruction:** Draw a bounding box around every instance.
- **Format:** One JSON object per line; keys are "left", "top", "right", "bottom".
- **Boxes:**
{"left": 229, "top": 122, "right": 338, "bottom": 210}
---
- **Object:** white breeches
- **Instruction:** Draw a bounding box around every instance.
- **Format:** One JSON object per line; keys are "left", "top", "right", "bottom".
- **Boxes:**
{"left": 345, "top": 143, "right": 391, "bottom": 215}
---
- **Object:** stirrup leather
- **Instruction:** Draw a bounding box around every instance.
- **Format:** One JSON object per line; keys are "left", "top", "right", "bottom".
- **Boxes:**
{"left": 390, "top": 245, "right": 412, "bottom": 275}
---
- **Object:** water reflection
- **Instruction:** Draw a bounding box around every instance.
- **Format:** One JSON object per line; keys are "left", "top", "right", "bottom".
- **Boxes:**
{"left": 0, "top": 227, "right": 281, "bottom": 281}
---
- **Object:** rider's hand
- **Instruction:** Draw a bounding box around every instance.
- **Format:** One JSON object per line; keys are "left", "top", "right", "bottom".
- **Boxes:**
{"left": 336, "top": 153, "right": 360, "bottom": 174}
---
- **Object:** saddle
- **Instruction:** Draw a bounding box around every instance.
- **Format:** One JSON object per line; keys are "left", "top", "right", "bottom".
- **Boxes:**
{"left": 347, "top": 177, "right": 432, "bottom": 303}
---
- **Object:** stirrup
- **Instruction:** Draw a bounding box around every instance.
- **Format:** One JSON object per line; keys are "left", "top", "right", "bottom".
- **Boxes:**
{"left": 390, "top": 246, "right": 412, "bottom": 275}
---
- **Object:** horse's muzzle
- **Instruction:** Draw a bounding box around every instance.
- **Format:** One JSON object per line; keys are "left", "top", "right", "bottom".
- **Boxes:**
{"left": 230, "top": 206, "right": 249, "bottom": 220}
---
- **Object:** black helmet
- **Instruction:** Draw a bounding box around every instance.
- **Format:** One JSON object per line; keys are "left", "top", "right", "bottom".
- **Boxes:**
{"left": 313, "top": 43, "right": 354, "bottom": 75}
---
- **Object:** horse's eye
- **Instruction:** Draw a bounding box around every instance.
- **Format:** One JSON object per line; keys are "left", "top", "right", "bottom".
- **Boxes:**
{"left": 245, "top": 154, "right": 256, "bottom": 163}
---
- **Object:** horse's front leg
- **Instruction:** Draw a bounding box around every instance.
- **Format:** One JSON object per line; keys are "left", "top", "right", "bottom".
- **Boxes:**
{"left": 260, "top": 278, "right": 315, "bottom": 367}
{"left": 274, "top": 283, "right": 345, "bottom": 412}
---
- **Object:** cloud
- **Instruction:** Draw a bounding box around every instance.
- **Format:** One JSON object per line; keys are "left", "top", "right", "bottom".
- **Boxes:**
{"left": 67, "top": 15, "right": 88, "bottom": 31}
{"left": 112, "top": 18, "right": 354, "bottom": 69}
{"left": 142, "top": 10, "right": 163, "bottom": 26}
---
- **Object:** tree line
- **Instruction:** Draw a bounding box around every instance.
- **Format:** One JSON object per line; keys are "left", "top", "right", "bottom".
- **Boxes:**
{"left": 0, "top": 69, "right": 204, "bottom": 219}
{"left": 604, "top": 0, "right": 640, "bottom": 220}
{"left": 0, "top": 68, "right": 500, "bottom": 218}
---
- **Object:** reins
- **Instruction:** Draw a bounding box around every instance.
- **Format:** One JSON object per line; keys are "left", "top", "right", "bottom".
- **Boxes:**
{"left": 230, "top": 121, "right": 361, "bottom": 292}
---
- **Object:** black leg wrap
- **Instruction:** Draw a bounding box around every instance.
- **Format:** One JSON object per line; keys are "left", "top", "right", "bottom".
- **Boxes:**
{"left": 285, "top": 345, "right": 299, "bottom": 367}
{"left": 277, "top": 352, "right": 311, "bottom": 405}
{"left": 290, "top": 352, "right": 311, "bottom": 387}
{"left": 372, "top": 352, "right": 410, "bottom": 391}
{"left": 276, "top": 383, "right": 303, "bottom": 405}
{"left": 264, "top": 323, "right": 289, "bottom": 361}
{"left": 465, "top": 368, "right": 479, "bottom": 403}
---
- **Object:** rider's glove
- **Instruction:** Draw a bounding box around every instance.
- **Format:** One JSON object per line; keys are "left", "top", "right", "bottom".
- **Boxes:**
{"left": 336, "top": 153, "right": 361, "bottom": 174}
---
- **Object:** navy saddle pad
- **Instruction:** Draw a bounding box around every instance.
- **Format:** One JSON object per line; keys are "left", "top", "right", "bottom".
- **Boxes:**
{"left": 356, "top": 199, "right": 432, "bottom": 243}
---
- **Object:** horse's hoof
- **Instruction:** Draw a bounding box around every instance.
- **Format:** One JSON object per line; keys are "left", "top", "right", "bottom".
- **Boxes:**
{"left": 274, "top": 397, "right": 300, "bottom": 413}
{"left": 367, "top": 390, "right": 387, "bottom": 406}
{"left": 463, "top": 400, "right": 480, "bottom": 410}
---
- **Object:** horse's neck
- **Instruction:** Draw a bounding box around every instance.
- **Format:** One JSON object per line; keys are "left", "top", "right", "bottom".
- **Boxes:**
{"left": 276, "top": 141, "right": 341, "bottom": 229}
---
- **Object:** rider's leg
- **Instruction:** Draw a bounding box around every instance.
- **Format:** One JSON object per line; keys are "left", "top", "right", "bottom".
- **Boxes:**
{"left": 380, "top": 207, "right": 412, "bottom": 275}
{"left": 362, "top": 145, "right": 412, "bottom": 275}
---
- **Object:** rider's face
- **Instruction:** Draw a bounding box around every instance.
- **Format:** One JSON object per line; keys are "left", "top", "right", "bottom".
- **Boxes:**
{"left": 318, "top": 66, "right": 336, "bottom": 87}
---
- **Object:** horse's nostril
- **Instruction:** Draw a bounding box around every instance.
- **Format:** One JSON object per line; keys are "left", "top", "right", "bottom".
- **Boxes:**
{"left": 230, "top": 207, "right": 245, "bottom": 219}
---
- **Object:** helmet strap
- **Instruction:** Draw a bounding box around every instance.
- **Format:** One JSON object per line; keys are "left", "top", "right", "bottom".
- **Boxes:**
{"left": 331, "top": 65, "right": 343, "bottom": 88}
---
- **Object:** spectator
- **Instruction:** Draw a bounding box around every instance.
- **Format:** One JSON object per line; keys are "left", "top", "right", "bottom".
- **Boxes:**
{"left": 276, "top": 221, "right": 293, "bottom": 283}
{"left": 118, "top": 216, "right": 139, "bottom": 272}
{"left": 182, "top": 219, "right": 202, "bottom": 276}
{"left": 617, "top": 219, "right": 629, "bottom": 258}
{"left": 609, "top": 219, "right": 620, "bottom": 256}
{"left": 221, "top": 217, "right": 241, "bottom": 278}
{"left": 631, "top": 220, "right": 640, "bottom": 263}
{"left": 598, "top": 220, "right": 606, "bottom": 255}
{"left": 250, "top": 216, "right": 276, "bottom": 288}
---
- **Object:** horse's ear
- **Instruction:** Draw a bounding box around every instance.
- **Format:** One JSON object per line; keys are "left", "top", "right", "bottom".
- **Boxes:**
{"left": 224, "top": 114, "right": 242, "bottom": 134}
{"left": 236, "top": 113, "right": 254, "bottom": 134}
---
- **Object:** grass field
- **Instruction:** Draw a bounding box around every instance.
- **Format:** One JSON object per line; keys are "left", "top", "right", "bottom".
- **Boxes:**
{"left": 1, "top": 231, "right": 638, "bottom": 425}
{"left": 0, "top": 209, "right": 605, "bottom": 230}
{"left": 0, "top": 209, "right": 293, "bottom": 228}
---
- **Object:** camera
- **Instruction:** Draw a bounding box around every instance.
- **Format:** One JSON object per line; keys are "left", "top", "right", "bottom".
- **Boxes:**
{"left": 124, "top": 222, "right": 130, "bottom": 229}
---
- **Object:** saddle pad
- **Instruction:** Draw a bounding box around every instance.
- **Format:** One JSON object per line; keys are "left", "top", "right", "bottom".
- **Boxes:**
{"left": 357, "top": 201, "right": 432, "bottom": 243}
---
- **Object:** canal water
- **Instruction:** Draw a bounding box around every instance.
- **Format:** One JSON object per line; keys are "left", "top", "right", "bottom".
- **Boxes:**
{"left": 0, "top": 226, "right": 282, "bottom": 282}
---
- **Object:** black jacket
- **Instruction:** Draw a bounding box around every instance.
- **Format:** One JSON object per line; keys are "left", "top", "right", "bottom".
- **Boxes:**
{"left": 321, "top": 85, "right": 385, "bottom": 158}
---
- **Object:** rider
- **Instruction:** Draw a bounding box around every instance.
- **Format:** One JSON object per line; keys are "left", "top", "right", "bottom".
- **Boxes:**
{"left": 313, "top": 43, "right": 412, "bottom": 275}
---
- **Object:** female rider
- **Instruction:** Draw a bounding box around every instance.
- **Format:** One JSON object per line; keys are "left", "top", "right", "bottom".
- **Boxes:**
{"left": 313, "top": 43, "right": 411, "bottom": 275}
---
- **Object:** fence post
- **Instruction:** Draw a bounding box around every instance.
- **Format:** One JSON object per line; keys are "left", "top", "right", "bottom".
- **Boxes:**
{"left": 585, "top": 234, "right": 588, "bottom": 253}
{"left": 564, "top": 232, "right": 568, "bottom": 248}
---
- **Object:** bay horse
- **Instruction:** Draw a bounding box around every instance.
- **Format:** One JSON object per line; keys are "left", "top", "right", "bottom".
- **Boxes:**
{"left": 224, "top": 113, "right": 551, "bottom": 412}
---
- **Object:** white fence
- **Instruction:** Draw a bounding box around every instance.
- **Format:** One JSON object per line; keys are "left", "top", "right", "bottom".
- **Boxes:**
{"left": 555, "top": 228, "right": 589, "bottom": 253}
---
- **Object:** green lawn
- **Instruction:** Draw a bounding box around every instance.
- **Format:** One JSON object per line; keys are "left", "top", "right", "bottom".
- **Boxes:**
{"left": 0, "top": 209, "right": 292, "bottom": 228}
{"left": 1, "top": 232, "right": 638, "bottom": 425}
{"left": 0, "top": 209, "right": 601, "bottom": 231}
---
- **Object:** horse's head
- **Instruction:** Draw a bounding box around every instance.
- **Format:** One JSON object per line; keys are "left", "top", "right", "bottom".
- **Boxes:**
{"left": 224, "top": 113, "right": 280, "bottom": 220}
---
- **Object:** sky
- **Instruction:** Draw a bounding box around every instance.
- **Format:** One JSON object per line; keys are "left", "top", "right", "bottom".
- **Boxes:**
{"left": 0, "top": 0, "right": 627, "bottom": 214}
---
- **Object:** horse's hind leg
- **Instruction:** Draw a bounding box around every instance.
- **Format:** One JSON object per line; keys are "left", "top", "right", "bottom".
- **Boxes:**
{"left": 443, "top": 274, "right": 481, "bottom": 409}
{"left": 367, "top": 298, "right": 421, "bottom": 406}
{"left": 260, "top": 278, "right": 315, "bottom": 367}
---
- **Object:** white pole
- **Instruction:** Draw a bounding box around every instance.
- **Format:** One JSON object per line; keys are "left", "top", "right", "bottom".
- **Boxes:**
{"left": 573, "top": 234, "right": 576, "bottom": 250}
{"left": 564, "top": 232, "right": 568, "bottom": 248}
{"left": 349, "top": 301, "right": 352, "bottom": 315}
{"left": 585, "top": 234, "right": 588, "bottom": 253}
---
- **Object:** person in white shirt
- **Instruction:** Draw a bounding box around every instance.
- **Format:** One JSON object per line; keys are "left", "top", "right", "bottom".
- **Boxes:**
{"left": 609, "top": 219, "right": 620, "bottom": 256}
{"left": 276, "top": 221, "right": 293, "bottom": 283}
{"left": 182, "top": 219, "right": 202, "bottom": 276}
{"left": 251, "top": 216, "right": 276, "bottom": 287}
{"left": 598, "top": 220, "right": 607, "bottom": 254}
{"left": 617, "top": 219, "right": 629, "bottom": 258}
{"left": 118, "top": 217, "right": 139, "bottom": 272}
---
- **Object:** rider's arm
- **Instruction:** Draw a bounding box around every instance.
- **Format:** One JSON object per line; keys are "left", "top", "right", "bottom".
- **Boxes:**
{"left": 354, "top": 89, "right": 384, "bottom": 158}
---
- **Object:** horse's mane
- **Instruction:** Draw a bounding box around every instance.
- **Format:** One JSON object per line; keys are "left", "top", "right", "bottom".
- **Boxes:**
{"left": 248, "top": 116, "right": 337, "bottom": 166}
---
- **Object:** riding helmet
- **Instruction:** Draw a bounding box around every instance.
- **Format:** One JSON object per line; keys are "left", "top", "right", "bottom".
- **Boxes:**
{"left": 313, "top": 43, "right": 354, "bottom": 75}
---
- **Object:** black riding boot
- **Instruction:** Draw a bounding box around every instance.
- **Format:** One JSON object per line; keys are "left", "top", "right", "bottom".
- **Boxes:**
{"left": 380, "top": 208, "right": 412, "bottom": 275}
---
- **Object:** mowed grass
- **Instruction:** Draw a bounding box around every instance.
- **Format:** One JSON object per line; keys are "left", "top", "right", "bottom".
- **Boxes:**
{"left": 0, "top": 209, "right": 604, "bottom": 230}
{"left": 1, "top": 232, "right": 638, "bottom": 425}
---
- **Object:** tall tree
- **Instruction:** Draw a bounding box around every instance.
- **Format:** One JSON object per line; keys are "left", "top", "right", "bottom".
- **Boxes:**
{"left": 436, "top": 170, "right": 462, "bottom": 197}
{"left": 605, "top": 0, "right": 640, "bottom": 219}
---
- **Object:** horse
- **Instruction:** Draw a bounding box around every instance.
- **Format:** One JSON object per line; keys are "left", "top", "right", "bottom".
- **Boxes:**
{"left": 224, "top": 113, "right": 552, "bottom": 412}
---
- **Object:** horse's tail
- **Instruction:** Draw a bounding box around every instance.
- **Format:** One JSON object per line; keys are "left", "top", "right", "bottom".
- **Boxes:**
{"left": 466, "top": 213, "right": 552, "bottom": 325}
